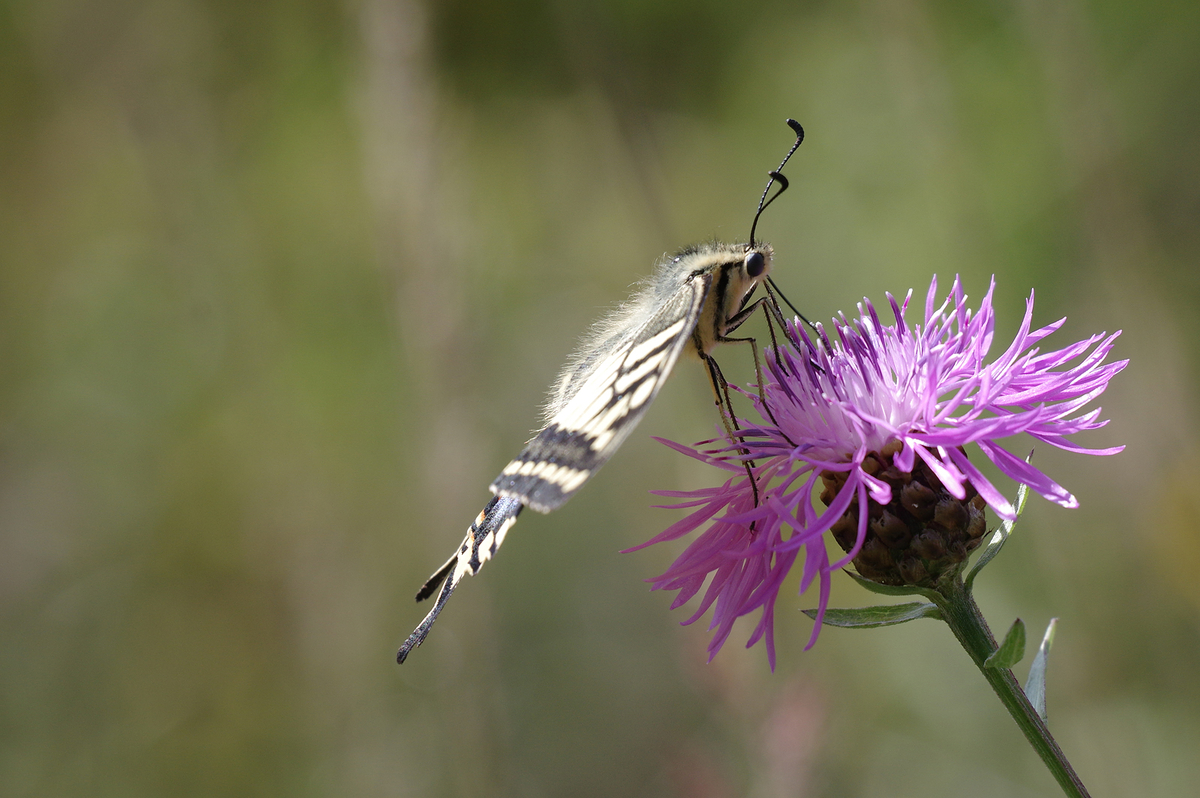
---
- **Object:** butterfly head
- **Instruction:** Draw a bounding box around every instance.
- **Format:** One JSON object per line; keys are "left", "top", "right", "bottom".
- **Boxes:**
{"left": 743, "top": 245, "right": 770, "bottom": 279}
{"left": 726, "top": 242, "right": 774, "bottom": 314}
{"left": 679, "top": 241, "right": 773, "bottom": 356}
{"left": 731, "top": 242, "right": 774, "bottom": 298}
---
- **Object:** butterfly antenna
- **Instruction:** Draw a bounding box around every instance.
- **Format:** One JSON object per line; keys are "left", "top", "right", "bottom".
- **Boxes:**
{"left": 749, "top": 119, "right": 805, "bottom": 247}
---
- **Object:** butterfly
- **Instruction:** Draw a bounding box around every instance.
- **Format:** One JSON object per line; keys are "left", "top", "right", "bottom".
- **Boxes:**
{"left": 397, "top": 119, "right": 806, "bottom": 663}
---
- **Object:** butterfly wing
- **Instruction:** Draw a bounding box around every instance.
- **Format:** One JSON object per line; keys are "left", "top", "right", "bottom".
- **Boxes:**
{"left": 399, "top": 118, "right": 804, "bottom": 665}
{"left": 399, "top": 269, "right": 713, "bottom": 664}
{"left": 490, "top": 272, "right": 712, "bottom": 513}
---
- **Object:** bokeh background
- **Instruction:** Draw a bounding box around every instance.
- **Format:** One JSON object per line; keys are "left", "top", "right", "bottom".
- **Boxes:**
{"left": 2, "top": 0, "right": 1198, "bottom": 796}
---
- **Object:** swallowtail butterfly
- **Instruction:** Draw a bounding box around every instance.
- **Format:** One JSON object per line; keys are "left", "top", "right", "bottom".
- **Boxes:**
{"left": 397, "top": 119, "right": 805, "bottom": 663}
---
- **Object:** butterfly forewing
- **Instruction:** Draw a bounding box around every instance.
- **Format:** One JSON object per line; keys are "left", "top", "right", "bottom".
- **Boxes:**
{"left": 490, "top": 271, "right": 712, "bottom": 512}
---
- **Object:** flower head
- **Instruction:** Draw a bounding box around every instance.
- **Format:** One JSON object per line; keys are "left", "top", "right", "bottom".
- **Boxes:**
{"left": 628, "top": 276, "right": 1126, "bottom": 669}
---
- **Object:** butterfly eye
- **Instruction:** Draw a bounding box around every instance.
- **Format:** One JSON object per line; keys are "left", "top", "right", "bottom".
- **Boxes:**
{"left": 745, "top": 251, "right": 765, "bottom": 277}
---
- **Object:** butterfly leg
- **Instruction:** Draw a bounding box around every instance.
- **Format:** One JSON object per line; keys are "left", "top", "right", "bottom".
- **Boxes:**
{"left": 764, "top": 278, "right": 815, "bottom": 333}
{"left": 397, "top": 495, "right": 523, "bottom": 663}
{"left": 721, "top": 297, "right": 797, "bottom": 447}
{"left": 700, "top": 351, "right": 761, "bottom": 508}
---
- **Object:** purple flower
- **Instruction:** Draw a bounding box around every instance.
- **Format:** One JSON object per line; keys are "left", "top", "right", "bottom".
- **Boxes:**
{"left": 627, "top": 276, "right": 1126, "bottom": 669}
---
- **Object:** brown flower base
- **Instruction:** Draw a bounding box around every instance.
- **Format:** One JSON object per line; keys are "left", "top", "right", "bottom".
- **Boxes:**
{"left": 821, "top": 441, "right": 988, "bottom": 587}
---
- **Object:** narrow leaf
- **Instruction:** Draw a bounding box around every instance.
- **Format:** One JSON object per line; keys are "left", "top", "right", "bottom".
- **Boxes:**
{"left": 802, "top": 602, "right": 941, "bottom": 628}
{"left": 984, "top": 618, "right": 1027, "bottom": 669}
{"left": 966, "top": 477, "right": 1031, "bottom": 590}
{"left": 1024, "top": 618, "right": 1058, "bottom": 721}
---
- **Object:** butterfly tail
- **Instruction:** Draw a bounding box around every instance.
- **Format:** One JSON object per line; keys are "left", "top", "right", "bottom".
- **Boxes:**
{"left": 397, "top": 495, "right": 524, "bottom": 663}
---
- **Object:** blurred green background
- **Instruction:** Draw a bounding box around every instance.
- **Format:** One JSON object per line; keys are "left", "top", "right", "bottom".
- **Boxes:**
{"left": 2, "top": 0, "right": 1198, "bottom": 796}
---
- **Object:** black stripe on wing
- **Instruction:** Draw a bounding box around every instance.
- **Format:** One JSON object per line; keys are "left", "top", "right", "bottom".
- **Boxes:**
{"left": 491, "top": 275, "right": 710, "bottom": 513}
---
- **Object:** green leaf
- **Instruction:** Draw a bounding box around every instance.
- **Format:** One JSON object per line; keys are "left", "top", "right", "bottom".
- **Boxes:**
{"left": 984, "top": 618, "right": 1027, "bottom": 669}
{"left": 966, "top": 477, "right": 1031, "bottom": 590}
{"left": 844, "top": 569, "right": 942, "bottom": 602}
{"left": 802, "top": 602, "right": 941, "bottom": 628}
{"left": 1024, "top": 618, "right": 1058, "bottom": 721}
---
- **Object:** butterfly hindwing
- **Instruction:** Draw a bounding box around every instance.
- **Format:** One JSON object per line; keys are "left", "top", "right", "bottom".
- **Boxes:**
{"left": 396, "top": 494, "right": 523, "bottom": 663}
{"left": 490, "top": 271, "right": 712, "bottom": 513}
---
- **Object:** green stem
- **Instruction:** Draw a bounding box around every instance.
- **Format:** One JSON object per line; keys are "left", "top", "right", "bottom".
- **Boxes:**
{"left": 931, "top": 574, "right": 1091, "bottom": 798}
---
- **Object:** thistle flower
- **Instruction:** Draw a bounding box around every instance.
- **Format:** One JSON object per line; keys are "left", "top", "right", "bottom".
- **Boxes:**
{"left": 627, "top": 276, "right": 1125, "bottom": 669}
